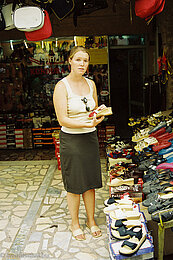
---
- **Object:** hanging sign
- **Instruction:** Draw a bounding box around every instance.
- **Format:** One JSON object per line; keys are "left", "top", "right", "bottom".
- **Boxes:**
{"left": 88, "top": 48, "right": 108, "bottom": 65}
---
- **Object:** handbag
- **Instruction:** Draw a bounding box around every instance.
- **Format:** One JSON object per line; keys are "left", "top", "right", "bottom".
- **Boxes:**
{"left": 25, "top": 10, "right": 52, "bottom": 41}
{"left": 0, "top": 8, "right": 5, "bottom": 31}
{"left": 13, "top": 6, "right": 45, "bottom": 31}
{"left": 135, "top": 0, "right": 165, "bottom": 21}
{"left": 1, "top": 3, "right": 19, "bottom": 30}
{"left": 50, "top": 0, "right": 74, "bottom": 20}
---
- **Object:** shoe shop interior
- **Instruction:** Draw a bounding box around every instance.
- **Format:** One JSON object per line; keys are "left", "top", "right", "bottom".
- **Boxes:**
{"left": 1, "top": 0, "right": 173, "bottom": 260}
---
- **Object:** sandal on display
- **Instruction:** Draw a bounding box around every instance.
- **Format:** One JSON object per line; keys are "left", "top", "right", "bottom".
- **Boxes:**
{"left": 119, "top": 227, "right": 146, "bottom": 255}
{"left": 111, "top": 225, "right": 141, "bottom": 240}
{"left": 104, "top": 197, "right": 133, "bottom": 207}
{"left": 104, "top": 197, "right": 117, "bottom": 207}
{"left": 86, "top": 223, "right": 102, "bottom": 238}
{"left": 151, "top": 208, "right": 173, "bottom": 222}
{"left": 103, "top": 203, "right": 133, "bottom": 214}
{"left": 69, "top": 226, "right": 86, "bottom": 241}
{"left": 111, "top": 219, "right": 141, "bottom": 230}
{"left": 107, "top": 177, "right": 134, "bottom": 187}
{"left": 110, "top": 209, "right": 141, "bottom": 221}
{"left": 103, "top": 203, "right": 118, "bottom": 214}
{"left": 132, "top": 128, "right": 149, "bottom": 142}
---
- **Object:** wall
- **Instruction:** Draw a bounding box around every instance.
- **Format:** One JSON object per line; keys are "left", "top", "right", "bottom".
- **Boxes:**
{"left": 157, "top": 0, "right": 173, "bottom": 110}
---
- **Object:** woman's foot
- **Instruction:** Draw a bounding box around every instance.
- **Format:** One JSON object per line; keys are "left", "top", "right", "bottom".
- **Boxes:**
{"left": 69, "top": 224, "right": 86, "bottom": 241}
{"left": 86, "top": 221, "right": 102, "bottom": 238}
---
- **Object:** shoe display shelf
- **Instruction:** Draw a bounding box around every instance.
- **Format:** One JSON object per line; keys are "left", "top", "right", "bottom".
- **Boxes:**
{"left": 107, "top": 156, "right": 143, "bottom": 203}
{"left": 32, "top": 127, "right": 60, "bottom": 148}
{"left": 97, "top": 125, "right": 115, "bottom": 156}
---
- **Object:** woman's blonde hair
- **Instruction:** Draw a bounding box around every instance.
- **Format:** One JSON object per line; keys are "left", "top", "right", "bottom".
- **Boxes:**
{"left": 68, "top": 46, "right": 90, "bottom": 61}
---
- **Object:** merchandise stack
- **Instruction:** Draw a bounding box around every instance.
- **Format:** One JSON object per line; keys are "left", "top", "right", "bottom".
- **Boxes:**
{"left": 0, "top": 124, "right": 7, "bottom": 149}
{"left": 103, "top": 196, "right": 154, "bottom": 259}
{"left": 104, "top": 109, "right": 173, "bottom": 258}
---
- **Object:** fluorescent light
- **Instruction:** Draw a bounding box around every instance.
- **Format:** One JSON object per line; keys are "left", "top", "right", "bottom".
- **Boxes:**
{"left": 24, "top": 40, "right": 28, "bottom": 48}
{"left": 74, "top": 36, "right": 77, "bottom": 46}
{"left": 10, "top": 40, "right": 14, "bottom": 50}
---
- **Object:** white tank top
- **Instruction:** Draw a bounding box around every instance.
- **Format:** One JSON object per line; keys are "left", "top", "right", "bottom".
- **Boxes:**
{"left": 61, "top": 77, "right": 96, "bottom": 134}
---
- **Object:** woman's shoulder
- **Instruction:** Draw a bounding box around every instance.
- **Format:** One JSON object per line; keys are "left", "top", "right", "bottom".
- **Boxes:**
{"left": 85, "top": 77, "right": 94, "bottom": 86}
{"left": 54, "top": 78, "right": 67, "bottom": 94}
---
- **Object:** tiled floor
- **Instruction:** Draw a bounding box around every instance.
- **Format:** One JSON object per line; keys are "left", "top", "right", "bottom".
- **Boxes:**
{"left": 1, "top": 148, "right": 173, "bottom": 260}
{"left": 0, "top": 148, "right": 110, "bottom": 260}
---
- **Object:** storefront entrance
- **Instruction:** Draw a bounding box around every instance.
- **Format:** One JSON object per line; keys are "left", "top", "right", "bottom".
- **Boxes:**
{"left": 109, "top": 48, "right": 145, "bottom": 138}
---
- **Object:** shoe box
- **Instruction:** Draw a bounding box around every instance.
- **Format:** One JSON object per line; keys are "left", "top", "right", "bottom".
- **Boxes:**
{"left": 32, "top": 127, "right": 60, "bottom": 148}
{"left": 0, "top": 124, "right": 7, "bottom": 148}
{"left": 106, "top": 125, "right": 115, "bottom": 140}
{"left": 6, "top": 124, "right": 16, "bottom": 148}
{"left": 15, "top": 129, "right": 23, "bottom": 148}
{"left": 106, "top": 209, "right": 154, "bottom": 260}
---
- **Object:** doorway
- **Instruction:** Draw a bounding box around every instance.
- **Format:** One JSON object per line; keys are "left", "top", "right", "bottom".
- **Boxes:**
{"left": 109, "top": 48, "right": 145, "bottom": 138}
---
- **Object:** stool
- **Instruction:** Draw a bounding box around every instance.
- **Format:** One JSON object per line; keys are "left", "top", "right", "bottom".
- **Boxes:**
{"left": 156, "top": 209, "right": 173, "bottom": 260}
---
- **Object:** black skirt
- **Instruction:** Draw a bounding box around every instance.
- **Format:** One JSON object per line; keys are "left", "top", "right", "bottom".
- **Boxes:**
{"left": 59, "top": 130, "right": 102, "bottom": 194}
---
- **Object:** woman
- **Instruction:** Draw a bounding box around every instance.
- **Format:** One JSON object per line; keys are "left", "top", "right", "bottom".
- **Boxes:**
{"left": 53, "top": 46, "right": 105, "bottom": 241}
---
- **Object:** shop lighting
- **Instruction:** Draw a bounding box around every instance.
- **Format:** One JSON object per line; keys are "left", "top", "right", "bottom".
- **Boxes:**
{"left": 10, "top": 40, "right": 14, "bottom": 50}
{"left": 56, "top": 38, "right": 58, "bottom": 47}
{"left": 41, "top": 41, "right": 44, "bottom": 49}
{"left": 74, "top": 36, "right": 77, "bottom": 46}
{"left": 24, "top": 40, "right": 28, "bottom": 48}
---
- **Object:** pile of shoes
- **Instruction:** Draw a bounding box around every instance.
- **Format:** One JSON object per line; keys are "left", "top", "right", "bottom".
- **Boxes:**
{"left": 142, "top": 168, "right": 173, "bottom": 222}
{"left": 103, "top": 196, "right": 154, "bottom": 258}
{"left": 129, "top": 110, "right": 173, "bottom": 223}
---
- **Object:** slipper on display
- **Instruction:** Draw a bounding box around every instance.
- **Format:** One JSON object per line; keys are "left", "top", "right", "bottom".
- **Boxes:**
{"left": 103, "top": 203, "right": 117, "bottom": 214}
{"left": 104, "top": 197, "right": 118, "bottom": 207}
{"left": 103, "top": 203, "right": 133, "bottom": 214}
{"left": 111, "top": 219, "right": 141, "bottom": 230}
{"left": 110, "top": 209, "right": 141, "bottom": 221}
{"left": 111, "top": 225, "right": 141, "bottom": 240}
{"left": 107, "top": 177, "right": 134, "bottom": 187}
{"left": 119, "top": 227, "right": 146, "bottom": 255}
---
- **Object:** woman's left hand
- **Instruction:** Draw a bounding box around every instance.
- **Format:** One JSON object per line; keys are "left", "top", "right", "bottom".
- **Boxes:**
{"left": 92, "top": 114, "right": 105, "bottom": 127}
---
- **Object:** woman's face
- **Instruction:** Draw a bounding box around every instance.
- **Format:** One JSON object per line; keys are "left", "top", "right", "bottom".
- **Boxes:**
{"left": 69, "top": 51, "right": 89, "bottom": 75}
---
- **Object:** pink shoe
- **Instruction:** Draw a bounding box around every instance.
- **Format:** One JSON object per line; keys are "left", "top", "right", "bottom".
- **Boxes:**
{"left": 156, "top": 162, "right": 173, "bottom": 171}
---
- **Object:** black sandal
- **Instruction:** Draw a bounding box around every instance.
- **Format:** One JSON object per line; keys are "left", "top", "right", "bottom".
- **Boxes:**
{"left": 119, "top": 227, "right": 146, "bottom": 255}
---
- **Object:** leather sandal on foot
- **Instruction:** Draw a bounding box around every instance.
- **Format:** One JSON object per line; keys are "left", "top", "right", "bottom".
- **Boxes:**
{"left": 86, "top": 223, "right": 102, "bottom": 238}
{"left": 69, "top": 226, "right": 85, "bottom": 241}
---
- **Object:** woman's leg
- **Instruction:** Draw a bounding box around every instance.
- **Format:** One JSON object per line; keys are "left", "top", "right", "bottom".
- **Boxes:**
{"left": 82, "top": 189, "right": 101, "bottom": 237}
{"left": 67, "top": 192, "right": 85, "bottom": 240}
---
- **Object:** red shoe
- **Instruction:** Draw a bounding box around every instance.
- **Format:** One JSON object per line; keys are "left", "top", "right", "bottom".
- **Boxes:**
{"left": 150, "top": 127, "right": 166, "bottom": 138}
{"left": 152, "top": 141, "right": 172, "bottom": 152}
{"left": 156, "top": 132, "right": 173, "bottom": 143}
